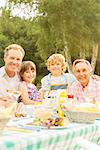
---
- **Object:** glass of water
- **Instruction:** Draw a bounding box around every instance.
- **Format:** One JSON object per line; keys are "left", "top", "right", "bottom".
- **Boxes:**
{"left": 7, "top": 89, "right": 21, "bottom": 101}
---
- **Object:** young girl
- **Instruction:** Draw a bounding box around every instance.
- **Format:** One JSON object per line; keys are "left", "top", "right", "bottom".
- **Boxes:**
{"left": 40, "top": 54, "right": 76, "bottom": 98}
{"left": 19, "top": 61, "right": 41, "bottom": 105}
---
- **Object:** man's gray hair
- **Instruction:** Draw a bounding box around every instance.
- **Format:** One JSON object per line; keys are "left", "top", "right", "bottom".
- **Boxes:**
{"left": 73, "top": 59, "right": 92, "bottom": 73}
{"left": 4, "top": 44, "right": 25, "bottom": 58}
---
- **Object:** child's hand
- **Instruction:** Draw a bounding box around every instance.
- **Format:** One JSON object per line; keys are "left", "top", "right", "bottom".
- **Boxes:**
{"left": 38, "top": 88, "right": 44, "bottom": 100}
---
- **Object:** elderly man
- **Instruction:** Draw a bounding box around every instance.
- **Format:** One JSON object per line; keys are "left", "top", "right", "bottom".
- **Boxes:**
{"left": 0, "top": 44, "right": 25, "bottom": 107}
{"left": 69, "top": 59, "right": 100, "bottom": 103}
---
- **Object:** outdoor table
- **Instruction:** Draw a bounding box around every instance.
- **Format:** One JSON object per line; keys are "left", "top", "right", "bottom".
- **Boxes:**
{"left": 0, "top": 120, "right": 100, "bottom": 150}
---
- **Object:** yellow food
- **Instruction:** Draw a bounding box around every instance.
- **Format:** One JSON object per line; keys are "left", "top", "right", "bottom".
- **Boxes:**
{"left": 74, "top": 107, "right": 100, "bottom": 112}
{"left": 57, "top": 105, "right": 64, "bottom": 117}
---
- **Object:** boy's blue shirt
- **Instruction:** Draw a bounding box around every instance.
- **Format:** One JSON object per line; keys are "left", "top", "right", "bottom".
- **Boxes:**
{"left": 41, "top": 73, "right": 76, "bottom": 91}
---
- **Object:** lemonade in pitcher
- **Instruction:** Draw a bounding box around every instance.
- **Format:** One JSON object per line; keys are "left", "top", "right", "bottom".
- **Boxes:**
{"left": 57, "top": 90, "right": 67, "bottom": 117}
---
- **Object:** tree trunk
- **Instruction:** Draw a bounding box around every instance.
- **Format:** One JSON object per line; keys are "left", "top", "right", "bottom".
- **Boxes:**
{"left": 79, "top": 48, "right": 86, "bottom": 59}
{"left": 91, "top": 44, "right": 98, "bottom": 74}
{"left": 63, "top": 44, "right": 73, "bottom": 73}
{"left": 62, "top": 19, "right": 73, "bottom": 73}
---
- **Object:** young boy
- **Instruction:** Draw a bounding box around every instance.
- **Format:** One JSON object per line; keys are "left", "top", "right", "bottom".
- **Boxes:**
{"left": 40, "top": 54, "right": 76, "bottom": 98}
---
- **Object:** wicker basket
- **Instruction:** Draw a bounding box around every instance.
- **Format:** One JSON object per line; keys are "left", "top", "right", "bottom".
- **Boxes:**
{"left": 63, "top": 110, "right": 97, "bottom": 123}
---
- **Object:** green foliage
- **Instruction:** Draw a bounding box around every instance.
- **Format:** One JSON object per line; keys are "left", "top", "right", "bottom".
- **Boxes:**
{"left": 36, "top": 0, "right": 100, "bottom": 53}
{"left": 9, "top": 0, "right": 33, "bottom": 4}
{"left": 7, "top": 0, "right": 100, "bottom": 62}
{"left": 34, "top": 0, "right": 100, "bottom": 75}
{"left": 0, "top": 0, "right": 100, "bottom": 83}
{"left": 0, "top": 10, "right": 45, "bottom": 84}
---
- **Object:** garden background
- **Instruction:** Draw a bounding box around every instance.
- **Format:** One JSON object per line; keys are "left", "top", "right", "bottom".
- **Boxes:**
{"left": 0, "top": 0, "right": 100, "bottom": 86}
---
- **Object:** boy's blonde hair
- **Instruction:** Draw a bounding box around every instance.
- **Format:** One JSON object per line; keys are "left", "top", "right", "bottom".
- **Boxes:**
{"left": 4, "top": 44, "right": 25, "bottom": 58}
{"left": 47, "top": 53, "right": 67, "bottom": 72}
{"left": 19, "top": 61, "right": 36, "bottom": 81}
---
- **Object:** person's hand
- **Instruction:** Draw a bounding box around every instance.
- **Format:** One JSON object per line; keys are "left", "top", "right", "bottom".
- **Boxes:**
{"left": 38, "top": 88, "right": 44, "bottom": 100}
{"left": 91, "top": 75, "right": 100, "bottom": 81}
{"left": 0, "top": 96, "right": 13, "bottom": 107}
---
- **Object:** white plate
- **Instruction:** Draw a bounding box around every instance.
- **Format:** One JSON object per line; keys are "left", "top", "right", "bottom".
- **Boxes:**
{"left": 18, "top": 124, "right": 69, "bottom": 130}
{"left": 17, "top": 118, "right": 81, "bottom": 130}
{"left": 7, "top": 117, "right": 34, "bottom": 127}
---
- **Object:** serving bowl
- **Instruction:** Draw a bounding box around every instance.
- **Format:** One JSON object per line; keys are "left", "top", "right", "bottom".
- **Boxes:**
{"left": 63, "top": 110, "right": 97, "bottom": 123}
{"left": 63, "top": 103, "right": 98, "bottom": 123}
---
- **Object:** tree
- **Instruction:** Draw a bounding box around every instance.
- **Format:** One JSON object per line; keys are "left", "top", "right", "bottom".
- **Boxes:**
{"left": 35, "top": 0, "right": 100, "bottom": 73}
{"left": 1, "top": 0, "right": 100, "bottom": 75}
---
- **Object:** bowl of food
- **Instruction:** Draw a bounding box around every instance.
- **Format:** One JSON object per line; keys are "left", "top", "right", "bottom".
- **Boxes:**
{"left": 29, "top": 116, "right": 69, "bottom": 129}
{"left": 17, "top": 104, "right": 54, "bottom": 118}
{"left": 63, "top": 103, "right": 98, "bottom": 123}
{"left": 63, "top": 110, "right": 97, "bottom": 123}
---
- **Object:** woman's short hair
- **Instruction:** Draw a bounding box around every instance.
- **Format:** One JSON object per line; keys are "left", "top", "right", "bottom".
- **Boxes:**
{"left": 19, "top": 61, "right": 36, "bottom": 81}
{"left": 4, "top": 44, "right": 25, "bottom": 58}
{"left": 47, "top": 53, "right": 67, "bottom": 72}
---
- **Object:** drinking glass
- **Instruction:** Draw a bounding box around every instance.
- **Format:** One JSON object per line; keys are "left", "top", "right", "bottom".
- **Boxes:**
{"left": 43, "top": 89, "right": 58, "bottom": 111}
{"left": 0, "top": 102, "right": 17, "bottom": 133}
{"left": 7, "top": 89, "right": 21, "bottom": 101}
{"left": 0, "top": 116, "right": 9, "bottom": 131}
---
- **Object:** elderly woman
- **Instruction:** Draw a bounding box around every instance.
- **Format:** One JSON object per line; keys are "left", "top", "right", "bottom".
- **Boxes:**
{"left": 69, "top": 59, "right": 100, "bottom": 103}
